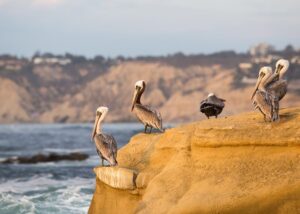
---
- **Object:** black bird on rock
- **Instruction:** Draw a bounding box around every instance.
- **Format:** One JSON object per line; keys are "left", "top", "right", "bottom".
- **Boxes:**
{"left": 200, "top": 93, "right": 226, "bottom": 119}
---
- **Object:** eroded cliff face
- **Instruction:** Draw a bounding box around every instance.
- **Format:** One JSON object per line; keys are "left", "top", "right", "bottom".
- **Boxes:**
{"left": 89, "top": 108, "right": 300, "bottom": 214}
{"left": 2, "top": 61, "right": 300, "bottom": 123}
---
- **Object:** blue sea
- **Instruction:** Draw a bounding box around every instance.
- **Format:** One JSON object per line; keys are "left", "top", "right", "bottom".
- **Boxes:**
{"left": 0, "top": 123, "right": 143, "bottom": 214}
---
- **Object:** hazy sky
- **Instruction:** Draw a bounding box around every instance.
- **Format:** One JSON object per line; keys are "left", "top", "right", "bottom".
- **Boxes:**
{"left": 0, "top": 0, "right": 299, "bottom": 57}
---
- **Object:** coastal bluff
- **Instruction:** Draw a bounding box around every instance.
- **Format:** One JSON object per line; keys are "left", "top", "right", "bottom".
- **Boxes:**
{"left": 89, "top": 107, "right": 300, "bottom": 214}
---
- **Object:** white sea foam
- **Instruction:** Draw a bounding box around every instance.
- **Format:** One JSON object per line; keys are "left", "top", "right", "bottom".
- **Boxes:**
{"left": 0, "top": 175, "right": 95, "bottom": 214}
{"left": 0, "top": 123, "right": 142, "bottom": 214}
{"left": 0, "top": 193, "right": 36, "bottom": 214}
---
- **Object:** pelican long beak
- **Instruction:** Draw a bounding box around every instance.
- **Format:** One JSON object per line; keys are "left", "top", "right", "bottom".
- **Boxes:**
{"left": 273, "top": 65, "right": 284, "bottom": 79}
{"left": 91, "top": 113, "right": 101, "bottom": 140}
{"left": 131, "top": 88, "right": 140, "bottom": 111}
{"left": 275, "top": 64, "right": 283, "bottom": 75}
{"left": 251, "top": 77, "right": 263, "bottom": 100}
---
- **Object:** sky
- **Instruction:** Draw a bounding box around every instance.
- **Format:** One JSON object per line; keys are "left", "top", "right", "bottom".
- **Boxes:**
{"left": 0, "top": 0, "right": 299, "bottom": 57}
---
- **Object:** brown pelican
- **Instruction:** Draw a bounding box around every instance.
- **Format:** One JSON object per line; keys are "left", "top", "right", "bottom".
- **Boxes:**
{"left": 131, "top": 80, "right": 164, "bottom": 133}
{"left": 251, "top": 67, "right": 278, "bottom": 122}
{"left": 91, "top": 106, "right": 118, "bottom": 166}
{"left": 265, "top": 59, "right": 289, "bottom": 101}
{"left": 200, "top": 93, "right": 225, "bottom": 119}
{"left": 251, "top": 59, "right": 289, "bottom": 122}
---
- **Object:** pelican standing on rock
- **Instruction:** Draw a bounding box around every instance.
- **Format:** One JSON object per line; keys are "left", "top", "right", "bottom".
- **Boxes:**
{"left": 131, "top": 80, "right": 164, "bottom": 133}
{"left": 251, "top": 67, "right": 278, "bottom": 122}
{"left": 265, "top": 59, "right": 289, "bottom": 101}
{"left": 200, "top": 93, "right": 226, "bottom": 119}
{"left": 91, "top": 106, "right": 118, "bottom": 166}
{"left": 251, "top": 59, "right": 289, "bottom": 122}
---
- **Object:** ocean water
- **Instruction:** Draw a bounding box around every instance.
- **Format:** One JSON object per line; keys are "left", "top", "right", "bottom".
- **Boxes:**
{"left": 0, "top": 123, "right": 142, "bottom": 214}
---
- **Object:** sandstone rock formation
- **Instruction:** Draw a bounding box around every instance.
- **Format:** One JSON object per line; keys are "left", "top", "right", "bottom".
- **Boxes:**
{"left": 0, "top": 78, "right": 33, "bottom": 122}
{"left": 94, "top": 167, "right": 137, "bottom": 190}
{"left": 89, "top": 107, "right": 300, "bottom": 214}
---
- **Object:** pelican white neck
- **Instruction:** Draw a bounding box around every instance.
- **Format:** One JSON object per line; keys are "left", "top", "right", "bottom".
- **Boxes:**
{"left": 276, "top": 59, "right": 289, "bottom": 78}
{"left": 92, "top": 106, "right": 109, "bottom": 138}
{"left": 259, "top": 66, "right": 272, "bottom": 76}
{"left": 276, "top": 59, "right": 289, "bottom": 70}
{"left": 135, "top": 80, "right": 145, "bottom": 88}
{"left": 97, "top": 106, "right": 108, "bottom": 119}
{"left": 97, "top": 106, "right": 109, "bottom": 114}
{"left": 208, "top": 93, "right": 215, "bottom": 97}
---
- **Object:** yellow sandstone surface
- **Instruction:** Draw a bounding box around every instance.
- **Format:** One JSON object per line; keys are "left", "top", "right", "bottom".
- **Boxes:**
{"left": 89, "top": 107, "right": 300, "bottom": 214}
{"left": 93, "top": 167, "right": 138, "bottom": 190}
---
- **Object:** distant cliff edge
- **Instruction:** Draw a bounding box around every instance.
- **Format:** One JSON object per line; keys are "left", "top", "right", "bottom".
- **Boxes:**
{"left": 1, "top": 50, "right": 300, "bottom": 123}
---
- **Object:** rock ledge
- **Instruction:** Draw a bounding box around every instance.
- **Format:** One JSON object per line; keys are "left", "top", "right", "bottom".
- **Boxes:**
{"left": 89, "top": 108, "right": 300, "bottom": 214}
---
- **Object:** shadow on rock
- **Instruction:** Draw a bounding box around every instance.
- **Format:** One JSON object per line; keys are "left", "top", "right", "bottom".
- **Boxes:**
{"left": 279, "top": 111, "right": 298, "bottom": 123}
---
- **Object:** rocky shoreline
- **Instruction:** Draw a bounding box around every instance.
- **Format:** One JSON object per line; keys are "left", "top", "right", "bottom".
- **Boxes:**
{"left": 1, "top": 152, "right": 88, "bottom": 164}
